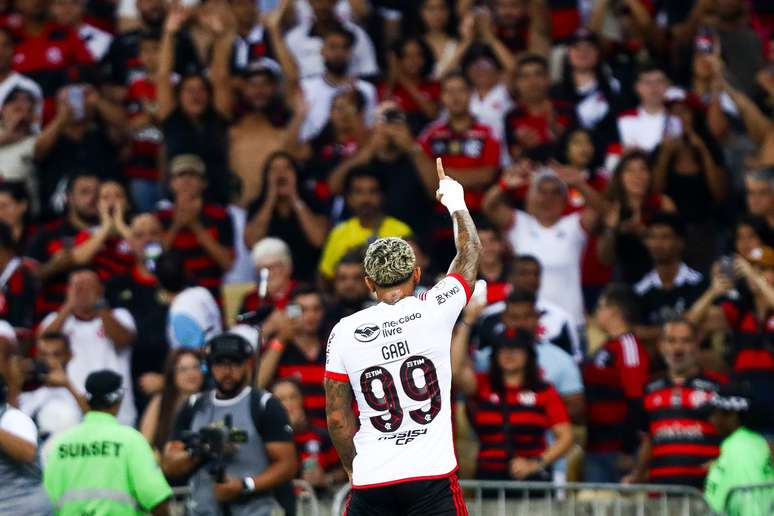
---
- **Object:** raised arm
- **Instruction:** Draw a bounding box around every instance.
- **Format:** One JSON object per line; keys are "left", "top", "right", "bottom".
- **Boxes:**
{"left": 437, "top": 158, "right": 482, "bottom": 288}
{"left": 157, "top": 3, "right": 189, "bottom": 121}
{"left": 325, "top": 377, "right": 358, "bottom": 477}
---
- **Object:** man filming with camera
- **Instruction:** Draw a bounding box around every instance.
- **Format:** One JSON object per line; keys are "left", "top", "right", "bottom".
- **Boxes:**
{"left": 162, "top": 333, "right": 297, "bottom": 516}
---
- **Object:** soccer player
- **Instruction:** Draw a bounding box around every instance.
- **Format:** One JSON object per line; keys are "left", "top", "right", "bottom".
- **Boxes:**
{"left": 325, "top": 158, "right": 480, "bottom": 515}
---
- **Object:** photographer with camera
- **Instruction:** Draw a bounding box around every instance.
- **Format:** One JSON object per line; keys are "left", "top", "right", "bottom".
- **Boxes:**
{"left": 162, "top": 333, "right": 297, "bottom": 516}
{"left": 43, "top": 369, "right": 172, "bottom": 515}
{"left": 18, "top": 332, "right": 87, "bottom": 439}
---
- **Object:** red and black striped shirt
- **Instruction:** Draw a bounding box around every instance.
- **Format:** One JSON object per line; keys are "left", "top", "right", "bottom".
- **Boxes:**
{"left": 294, "top": 425, "right": 340, "bottom": 474}
{"left": 73, "top": 231, "right": 135, "bottom": 282}
{"left": 638, "top": 372, "right": 727, "bottom": 489}
{"left": 583, "top": 332, "right": 650, "bottom": 453}
{"left": 719, "top": 299, "right": 774, "bottom": 374}
{"left": 0, "top": 257, "right": 37, "bottom": 330}
{"left": 470, "top": 374, "right": 568, "bottom": 480}
{"left": 25, "top": 218, "right": 80, "bottom": 321}
{"left": 504, "top": 99, "right": 576, "bottom": 162}
{"left": 273, "top": 342, "right": 327, "bottom": 429}
{"left": 156, "top": 203, "right": 233, "bottom": 298}
{"left": 125, "top": 76, "right": 162, "bottom": 181}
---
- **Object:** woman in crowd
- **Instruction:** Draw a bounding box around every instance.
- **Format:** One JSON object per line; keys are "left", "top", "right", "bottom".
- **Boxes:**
{"left": 272, "top": 376, "right": 347, "bottom": 492}
{"left": 733, "top": 216, "right": 774, "bottom": 258}
{"left": 140, "top": 349, "right": 204, "bottom": 453}
{"left": 414, "top": 0, "right": 461, "bottom": 79}
{"left": 652, "top": 99, "right": 726, "bottom": 272}
{"left": 0, "top": 89, "right": 37, "bottom": 212}
{"left": 599, "top": 150, "right": 676, "bottom": 284}
{"left": 291, "top": 89, "right": 369, "bottom": 190}
{"left": 157, "top": 2, "right": 233, "bottom": 205}
{"left": 244, "top": 152, "right": 330, "bottom": 283}
{"left": 553, "top": 30, "right": 621, "bottom": 149}
{"left": 0, "top": 182, "right": 34, "bottom": 252}
{"left": 452, "top": 325, "right": 573, "bottom": 482}
{"left": 380, "top": 37, "right": 440, "bottom": 135}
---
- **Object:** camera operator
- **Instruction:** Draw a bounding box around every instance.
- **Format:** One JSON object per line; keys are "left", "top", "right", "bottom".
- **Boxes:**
{"left": 162, "top": 334, "right": 297, "bottom": 516}
{"left": 18, "top": 332, "right": 88, "bottom": 439}
{"left": 0, "top": 373, "right": 51, "bottom": 516}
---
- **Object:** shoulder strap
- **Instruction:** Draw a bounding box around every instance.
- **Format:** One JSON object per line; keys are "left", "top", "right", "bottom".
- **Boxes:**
{"left": 178, "top": 392, "right": 208, "bottom": 431}
{"left": 249, "top": 388, "right": 272, "bottom": 435}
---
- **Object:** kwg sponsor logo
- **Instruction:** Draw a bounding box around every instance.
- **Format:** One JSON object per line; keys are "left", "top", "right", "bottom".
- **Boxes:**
{"left": 377, "top": 428, "right": 428, "bottom": 446}
{"left": 354, "top": 324, "right": 380, "bottom": 342}
{"left": 436, "top": 285, "right": 459, "bottom": 305}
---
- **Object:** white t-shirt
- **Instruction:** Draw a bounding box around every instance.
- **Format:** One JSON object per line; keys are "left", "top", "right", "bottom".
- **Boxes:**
{"left": 326, "top": 274, "right": 471, "bottom": 487}
{"left": 0, "top": 405, "right": 37, "bottom": 444}
{"left": 223, "top": 205, "right": 257, "bottom": 285}
{"left": 285, "top": 20, "right": 378, "bottom": 79}
{"left": 167, "top": 286, "right": 223, "bottom": 349}
{"left": 18, "top": 386, "right": 82, "bottom": 435}
{"left": 40, "top": 309, "right": 137, "bottom": 426}
{"left": 505, "top": 211, "right": 587, "bottom": 325}
{"left": 299, "top": 75, "right": 377, "bottom": 141}
{"left": 469, "top": 83, "right": 511, "bottom": 148}
{"left": 617, "top": 107, "right": 681, "bottom": 152}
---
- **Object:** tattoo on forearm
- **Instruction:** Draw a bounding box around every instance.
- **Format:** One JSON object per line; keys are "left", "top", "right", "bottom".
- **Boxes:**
{"left": 448, "top": 210, "right": 482, "bottom": 288}
{"left": 325, "top": 378, "right": 358, "bottom": 472}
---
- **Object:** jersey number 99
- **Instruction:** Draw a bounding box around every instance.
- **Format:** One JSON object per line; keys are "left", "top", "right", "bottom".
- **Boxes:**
{"left": 359, "top": 355, "right": 441, "bottom": 433}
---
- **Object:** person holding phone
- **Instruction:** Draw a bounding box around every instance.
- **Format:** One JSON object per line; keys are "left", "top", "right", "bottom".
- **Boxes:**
{"left": 256, "top": 286, "right": 328, "bottom": 429}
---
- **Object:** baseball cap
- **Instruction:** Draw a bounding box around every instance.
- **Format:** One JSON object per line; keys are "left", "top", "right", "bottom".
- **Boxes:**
{"left": 170, "top": 154, "right": 206, "bottom": 177}
{"left": 495, "top": 328, "right": 535, "bottom": 350}
{"left": 747, "top": 246, "right": 774, "bottom": 268}
{"left": 85, "top": 370, "right": 124, "bottom": 405}
{"left": 208, "top": 333, "right": 253, "bottom": 362}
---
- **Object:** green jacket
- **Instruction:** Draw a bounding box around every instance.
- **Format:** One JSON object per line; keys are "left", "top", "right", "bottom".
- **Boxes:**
{"left": 705, "top": 426, "right": 774, "bottom": 515}
{"left": 44, "top": 411, "right": 172, "bottom": 515}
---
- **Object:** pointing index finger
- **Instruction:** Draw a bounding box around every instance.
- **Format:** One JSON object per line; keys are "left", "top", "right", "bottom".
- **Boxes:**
{"left": 436, "top": 157, "right": 446, "bottom": 181}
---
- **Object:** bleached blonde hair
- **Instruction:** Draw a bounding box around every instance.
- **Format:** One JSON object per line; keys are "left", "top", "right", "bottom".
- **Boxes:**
{"left": 363, "top": 237, "right": 416, "bottom": 287}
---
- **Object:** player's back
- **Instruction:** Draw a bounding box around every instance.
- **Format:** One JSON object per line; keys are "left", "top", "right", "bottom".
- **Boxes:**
{"left": 325, "top": 274, "right": 471, "bottom": 487}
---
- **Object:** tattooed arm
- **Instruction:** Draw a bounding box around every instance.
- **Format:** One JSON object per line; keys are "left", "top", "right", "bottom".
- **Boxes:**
{"left": 436, "top": 158, "right": 482, "bottom": 288}
{"left": 325, "top": 377, "right": 358, "bottom": 476}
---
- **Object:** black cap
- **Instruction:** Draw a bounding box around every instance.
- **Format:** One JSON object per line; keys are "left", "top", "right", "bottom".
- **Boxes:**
{"left": 496, "top": 328, "right": 535, "bottom": 350}
{"left": 710, "top": 383, "right": 753, "bottom": 413}
{"left": 241, "top": 59, "right": 282, "bottom": 81}
{"left": 208, "top": 333, "right": 253, "bottom": 362}
{"left": 85, "top": 370, "right": 123, "bottom": 405}
{"left": 568, "top": 28, "right": 599, "bottom": 46}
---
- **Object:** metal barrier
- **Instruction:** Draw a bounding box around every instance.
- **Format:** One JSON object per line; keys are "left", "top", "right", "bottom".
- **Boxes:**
{"left": 330, "top": 480, "right": 715, "bottom": 516}
{"left": 723, "top": 482, "right": 774, "bottom": 516}
{"left": 168, "top": 479, "right": 321, "bottom": 516}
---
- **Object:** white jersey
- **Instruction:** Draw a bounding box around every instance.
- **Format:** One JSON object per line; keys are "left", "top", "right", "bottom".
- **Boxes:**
{"left": 325, "top": 274, "right": 471, "bottom": 488}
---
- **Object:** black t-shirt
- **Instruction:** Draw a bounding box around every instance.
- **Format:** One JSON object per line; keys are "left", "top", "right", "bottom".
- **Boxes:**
{"left": 162, "top": 109, "right": 233, "bottom": 205}
{"left": 634, "top": 266, "right": 707, "bottom": 327}
{"left": 25, "top": 218, "right": 80, "bottom": 321}
{"left": 106, "top": 268, "right": 170, "bottom": 411}
{"left": 247, "top": 188, "right": 328, "bottom": 283}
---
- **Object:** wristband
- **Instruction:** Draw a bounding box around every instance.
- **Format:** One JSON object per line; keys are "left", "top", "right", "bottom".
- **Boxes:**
{"left": 268, "top": 339, "right": 285, "bottom": 353}
{"left": 242, "top": 476, "right": 256, "bottom": 494}
{"left": 498, "top": 178, "right": 512, "bottom": 192}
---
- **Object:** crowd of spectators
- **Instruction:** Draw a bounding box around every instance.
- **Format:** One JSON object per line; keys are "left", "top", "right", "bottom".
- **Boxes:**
{"left": 0, "top": 0, "right": 774, "bottom": 510}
